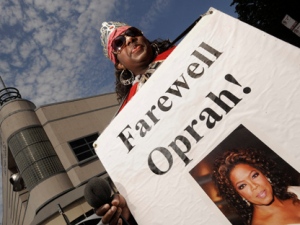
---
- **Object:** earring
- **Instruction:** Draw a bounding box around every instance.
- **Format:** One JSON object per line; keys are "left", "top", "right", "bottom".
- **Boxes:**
{"left": 243, "top": 198, "right": 251, "bottom": 206}
{"left": 267, "top": 177, "right": 272, "bottom": 184}
{"left": 119, "top": 69, "right": 134, "bottom": 86}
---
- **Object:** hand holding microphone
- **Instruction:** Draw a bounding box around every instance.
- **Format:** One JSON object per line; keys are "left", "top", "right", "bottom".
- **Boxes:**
{"left": 84, "top": 177, "right": 131, "bottom": 225}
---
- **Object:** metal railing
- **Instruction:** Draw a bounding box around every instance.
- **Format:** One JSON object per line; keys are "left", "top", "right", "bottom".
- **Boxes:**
{"left": 0, "top": 87, "right": 22, "bottom": 106}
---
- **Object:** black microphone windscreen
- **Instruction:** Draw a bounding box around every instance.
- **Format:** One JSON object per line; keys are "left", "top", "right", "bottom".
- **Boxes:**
{"left": 84, "top": 177, "right": 113, "bottom": 208}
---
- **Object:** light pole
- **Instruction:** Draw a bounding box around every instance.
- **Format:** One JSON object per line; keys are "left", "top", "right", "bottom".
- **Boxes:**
{"left": 57, "top": 204, "right": 71, "bottom": 225}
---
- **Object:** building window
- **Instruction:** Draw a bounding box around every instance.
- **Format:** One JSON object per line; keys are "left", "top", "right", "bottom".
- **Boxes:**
{"left": 69, "top": 133, "right": 99, "bottom": 162}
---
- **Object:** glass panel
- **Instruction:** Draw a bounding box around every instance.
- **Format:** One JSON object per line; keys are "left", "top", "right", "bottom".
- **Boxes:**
{"left": 8, "top": 126, "right": 64, "bottom": 190}
{"left": 70, "top": 139, "right": 86, "bottom": 148}
{"left": 85, "top": 133, "right": 99, "bottom": 142}
{"left": 76, "top": 151, "right": 94, "bottom": 161}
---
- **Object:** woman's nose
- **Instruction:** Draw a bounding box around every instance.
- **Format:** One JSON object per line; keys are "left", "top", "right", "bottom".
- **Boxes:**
{"left": 250, "top": 182, "right": 258, "bottom": 190}
{"left": 125, "top": 35, "right": 137, "bottom": 46}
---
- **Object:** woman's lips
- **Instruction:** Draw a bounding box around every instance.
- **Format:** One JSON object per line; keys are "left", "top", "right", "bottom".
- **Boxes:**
{"left": 132, "top": 45, "right": 142, "bottom": 54}
{"left": 256, "top": 190, "right": 266, "bottom": 198}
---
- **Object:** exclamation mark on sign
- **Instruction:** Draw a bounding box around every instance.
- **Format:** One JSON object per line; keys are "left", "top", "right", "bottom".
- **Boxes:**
{"left": 225, "top": 74, "right": 251, "bottom": 94}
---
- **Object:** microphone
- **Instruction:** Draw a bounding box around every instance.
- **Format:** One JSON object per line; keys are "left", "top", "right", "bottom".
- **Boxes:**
{"left": 84, "top": 177, "right": 130, "bottom": 225}
{"left": 84, "top": 177, "right": 113, "bottom": 208}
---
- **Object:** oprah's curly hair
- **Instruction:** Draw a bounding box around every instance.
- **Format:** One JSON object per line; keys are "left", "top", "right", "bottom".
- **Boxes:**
{"left": 212, "top": 148, "right": 299, "bottom": 225}
{"left": 114, "top": 39, "right": 172, "bottom": 103}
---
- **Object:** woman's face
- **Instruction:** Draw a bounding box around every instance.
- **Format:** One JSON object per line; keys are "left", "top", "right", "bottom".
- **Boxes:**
{"left": 229, "top": 163, "right": 274, "bottom": 206}
{"left": 116, "top": 35, "right": 153, "bottom": 74}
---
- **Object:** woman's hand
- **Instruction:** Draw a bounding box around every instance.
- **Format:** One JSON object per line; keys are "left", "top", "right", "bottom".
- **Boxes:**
{"left": 95, "top": 194, "right": 131, "bottom": 225}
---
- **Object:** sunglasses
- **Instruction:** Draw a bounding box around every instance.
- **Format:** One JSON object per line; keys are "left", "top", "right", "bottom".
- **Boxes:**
{"left": 112, "top": 27, "right": 143, "bottom": 53}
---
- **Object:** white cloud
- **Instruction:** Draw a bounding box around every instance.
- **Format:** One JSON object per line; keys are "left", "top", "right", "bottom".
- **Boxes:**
{"left": 0, "top": 0, "right": 118, "bottom": 108}
{"left": 19, "top": 39, "right": 36, "bottom": 60}
{"left": 0, "top": 38, "right": 17, "bottom": 54}
{"left": 0, "top": 61, "right": 10, "bottom": 73}
{"left": 0, "top": 1, "right": 22, "bottom": 26}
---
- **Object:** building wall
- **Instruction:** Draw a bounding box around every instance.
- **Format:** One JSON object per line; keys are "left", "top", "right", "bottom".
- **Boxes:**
{"left": 0, "top": 98, "right": 67, "bottom": 225}
{"left": 0, "top": 92, "right": 120, "bottom": 225}
{"left": 35, "top": 93, "right": 119, "bottom": 186}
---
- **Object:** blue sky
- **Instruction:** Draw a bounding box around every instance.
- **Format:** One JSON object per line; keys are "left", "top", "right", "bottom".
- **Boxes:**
{"left": 0, "top": 0, "right": 237, "bottom": 107}
{"left": 0, "top": 0, "right": 237, "bottom": 222}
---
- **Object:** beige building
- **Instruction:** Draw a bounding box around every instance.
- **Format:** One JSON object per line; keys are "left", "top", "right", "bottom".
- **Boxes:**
{"left": 0, "top": 87, "right": 119, "bottom": 225}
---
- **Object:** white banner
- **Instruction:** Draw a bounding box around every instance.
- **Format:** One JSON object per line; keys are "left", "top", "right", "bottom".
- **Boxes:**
{"left": 95, "top": 8, "right": 300, "bottom": 225}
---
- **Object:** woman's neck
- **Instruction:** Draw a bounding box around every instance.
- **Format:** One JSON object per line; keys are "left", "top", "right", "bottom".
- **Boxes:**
{"left": 252, "top": 197, "right": 300, "bottom": 225}
{"left": 132, "top": 47, "right": 156, "bottom": 76}
{"left": 132, "top": 66, "right": 149, "bottom": 76}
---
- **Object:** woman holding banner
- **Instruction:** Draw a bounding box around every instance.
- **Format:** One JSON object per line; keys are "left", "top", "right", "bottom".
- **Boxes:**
{"left": 94, "top": 21, "right": 175, "bottom": 225}
{"left": 212, "top": 148, "right": 300, "bottom": 225}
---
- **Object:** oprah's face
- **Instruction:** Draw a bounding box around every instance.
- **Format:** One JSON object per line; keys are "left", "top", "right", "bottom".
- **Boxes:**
{"left": 229, "top": 163, "right": 274, "bottom": 206}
